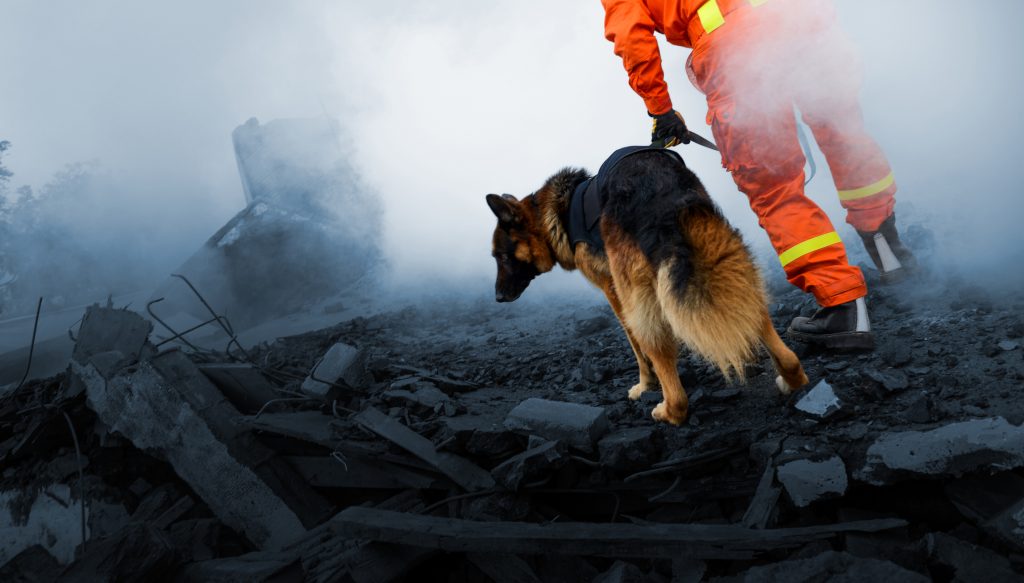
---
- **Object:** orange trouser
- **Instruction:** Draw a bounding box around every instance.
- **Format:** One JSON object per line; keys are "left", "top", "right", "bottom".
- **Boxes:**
{"left": 690, "top": 1, "right": 895, "bottom": 307}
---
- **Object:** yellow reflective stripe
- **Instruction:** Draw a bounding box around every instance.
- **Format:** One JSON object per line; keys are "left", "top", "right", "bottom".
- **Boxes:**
{"left": 837, "top": 172, "right": 895, "bottom": 201}
{"left": 778, "top": 232, "right": 842, "bottom": 267}
{"left": 749, "top": 0, "right": 769, "bottom": 5}
{"left": 697, "top": 0, "right": 725, "bottom": 34}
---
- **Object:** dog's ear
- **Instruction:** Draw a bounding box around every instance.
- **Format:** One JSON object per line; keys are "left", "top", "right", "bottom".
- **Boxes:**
{"left": 486, "top": 193, "right": 521, "bottom": 224}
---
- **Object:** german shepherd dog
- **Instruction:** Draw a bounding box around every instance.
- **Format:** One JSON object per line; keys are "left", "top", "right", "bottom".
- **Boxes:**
{"left": 486, "top": 150, "right": 808, "bottom": 425}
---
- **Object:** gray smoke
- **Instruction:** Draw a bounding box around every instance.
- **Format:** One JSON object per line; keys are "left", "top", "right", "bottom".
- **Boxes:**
{"left": 1, "top": 1, "right": 1021, "bottom": 317}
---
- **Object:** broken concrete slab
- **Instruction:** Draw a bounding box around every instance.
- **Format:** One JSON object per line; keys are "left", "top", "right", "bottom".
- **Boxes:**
{"left": 504, "top": 398, "right": 609, "bottom": 453}
{"left": 923, "top": 532, "right": 1020, "bottom": 583}
{"left": 864, "top": 368, "right": 910, "bottom": 393}
{"left": 945, "top": 472, "right": 1024, "bottom": 553}
{"left": 597, "top": 427, "right": 660, "bottom": 472}
{"left": 856, "top": 417, "right": 1024, "bottom": 485}
{"left": 74, "top": 350, "right": 330, "bottom": 549}
{"left": 355, "top": 407, "right": 495, "bottom": 491}
{"left": 794, "top": 380, "right": 843, "bottom": 419}
{"left": 491, "top": 441, "right": 567, "bottom": 490}
{"left": 301, "top": 342, "right": 371, "bottom": 398}
{"left": 441, "top": 415, "right": 519, "bottom": 460}
{"left": 776, "top": 456, "right": 848, "bottom": 508}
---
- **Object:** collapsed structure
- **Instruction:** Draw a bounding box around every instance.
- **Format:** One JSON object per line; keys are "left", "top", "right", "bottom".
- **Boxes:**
{"left": 1, "top": 271, "right": 1023, "bottom": 581}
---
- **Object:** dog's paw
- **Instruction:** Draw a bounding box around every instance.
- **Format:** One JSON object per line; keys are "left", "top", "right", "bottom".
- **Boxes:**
{"left": 775, "top": 371, "right": 809, "bottom": 395}
{"left": 651, "top": 401, "right": 686, "bottom": 426}
{"left": 628, "top": 381, "right": 652, "bottom": 401}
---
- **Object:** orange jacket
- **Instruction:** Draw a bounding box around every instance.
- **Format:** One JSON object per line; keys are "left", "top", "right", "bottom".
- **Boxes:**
{"left": 602, "top": 0, "right": 707, "bottom": 115}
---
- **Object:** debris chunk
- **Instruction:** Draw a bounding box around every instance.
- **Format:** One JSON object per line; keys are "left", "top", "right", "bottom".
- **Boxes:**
{"left": 794, "top": 380, "right": 843, "bottom": 419}
{"left": 597, "top": 427, "right": 659, "bottom": 472}
{"left": 923, "top": 532, "right": 1020, "bottom": 583}
{"left": 999, "top": 340, "right": 1020, "bottom": 352}
{"left": 776, "top": 456, "right": 848, "bottom": 508}
{"left": 198, "top": 363, "right": 280, "bottom": 414}
{"left": 856, "top": 417, "right": 1024, "bottom": 485}
{"left": 864, "top": 368, "right": 910, "bottom": 392}
{"left": 504, "top": 398, "right": 609, "bottom": 453}
{"left": 491, "top": 440, "right": 567, "bottom": 490}
{"left": 945, "top": 472, "right": 1024, "bottom": 552}
{"left": 301, "top": 342, "right": 371, "bottom": 398}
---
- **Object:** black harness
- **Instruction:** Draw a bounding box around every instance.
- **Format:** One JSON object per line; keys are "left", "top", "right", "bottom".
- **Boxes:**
{"left": 566, "top": 146, "right": 686, "bottom": 252}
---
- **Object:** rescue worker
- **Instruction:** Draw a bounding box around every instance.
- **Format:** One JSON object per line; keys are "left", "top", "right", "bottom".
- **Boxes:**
{"left": 602, "top": 0, "right": 915, "bottom": 350}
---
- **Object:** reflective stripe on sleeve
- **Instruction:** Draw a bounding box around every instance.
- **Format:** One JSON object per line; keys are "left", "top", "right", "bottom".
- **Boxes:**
{"left": 779, "top": 232, "right": 842, "bottom": 267}
{"left": 837, "top": 172, "right": 895, "bottom": 201}
{"left": 697, "top": 1, "right": 725, "bottom": 34}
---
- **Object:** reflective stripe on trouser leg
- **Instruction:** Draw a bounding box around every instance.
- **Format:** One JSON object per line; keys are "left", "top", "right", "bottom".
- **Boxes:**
{"left": 779, "top": 232, "right": 842, "bottom": 267}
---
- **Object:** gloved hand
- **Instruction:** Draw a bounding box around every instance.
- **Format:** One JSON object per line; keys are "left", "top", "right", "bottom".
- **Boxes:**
{"left": 650, "top": 110, "right": 690, "bottom": 148}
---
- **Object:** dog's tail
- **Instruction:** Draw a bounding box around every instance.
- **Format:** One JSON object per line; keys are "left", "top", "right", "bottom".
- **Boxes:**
{"left": 656, "top": 206, "right": 768, "bottom": 382}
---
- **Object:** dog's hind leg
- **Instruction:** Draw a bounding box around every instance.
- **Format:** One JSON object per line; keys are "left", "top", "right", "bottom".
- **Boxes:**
{"left": 599, "top": 282, "right": 655, "bottom": 400}
{"left": 761, "top": 314, "right": 809, "bottom": 394}
{"left": 641, "top": 338, "right": 689, "bottom": 425}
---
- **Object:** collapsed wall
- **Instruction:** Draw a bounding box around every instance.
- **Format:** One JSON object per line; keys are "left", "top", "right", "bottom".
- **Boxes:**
{"left": 150, "top": 116, "right": 384, "bottom": 330}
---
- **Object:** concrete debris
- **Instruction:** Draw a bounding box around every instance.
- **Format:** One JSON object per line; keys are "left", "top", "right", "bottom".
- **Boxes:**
{"left": 794, "top": 379, "right": 843, "bottom": 419}
{"left": 776, "top": 456, "right": 849, "bottom": 508}
{"left": 597, "top": 427, "right": 660, "bottom": 472}
{"left": 856, "top": 417, "right": 1024, "bottom": 485}
{"left": 945, "top": 472, "right": 1024, "bottom": 553}
{"left": 491, "top": 440, "right": 567, "bottom": 490}
{"left": 923, "top": 532, "right": 1021, "bottom": 583}
{"left": 864, "top": 368, "right": 910, "bottom": 392}
{"left": 504, "top": 398, "right": 609, "bottom": 453}
{"left": 5, "top": 258, "right": 1024, "bottom": 581}
{"left": 301, "top": 342, "right": 371, "bottom": 398}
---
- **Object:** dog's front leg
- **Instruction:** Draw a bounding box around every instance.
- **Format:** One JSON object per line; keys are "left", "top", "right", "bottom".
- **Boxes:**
{"left": 600, "top": 283, "right": 655, "bottom": 400}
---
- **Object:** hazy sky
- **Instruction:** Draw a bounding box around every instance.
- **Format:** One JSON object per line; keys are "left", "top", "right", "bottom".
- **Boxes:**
{"left": 2, "top": 1, "right": 1022, "bottom": 297}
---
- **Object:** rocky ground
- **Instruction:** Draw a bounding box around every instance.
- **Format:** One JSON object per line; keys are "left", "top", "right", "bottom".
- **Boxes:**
{"left": 1, "top": 263, "right": 1023, "bottom": 582}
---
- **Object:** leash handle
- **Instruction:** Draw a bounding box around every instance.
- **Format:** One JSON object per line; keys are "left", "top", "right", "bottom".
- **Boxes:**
{"left": 652, "top": 131, "right": 719, "bottom": 152}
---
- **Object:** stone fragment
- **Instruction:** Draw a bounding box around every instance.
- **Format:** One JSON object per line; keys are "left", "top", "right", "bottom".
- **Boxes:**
{"left": 597, "top": 427, "right": 659, "bottom": 472}
{"left": 794, "top": 380, "right": 843, "bottom": 419}
{"left": 900, "top": 393, "right": 932, "bottom": 424}
{"left": 999, "top": 340, "right": 1019, "bottom": 352}
{"left": 776, "top": 456, "right": 848, "bottom": 508}
{"left": 383, "top": 384, "right": 455, "bottom": 416}
{"left": 856, "top": 417, "right": 1024, "bottom": 485}
{"left": 301, "top": 342, "right": 371, "bottom": 397}
{"left": 504, "top": 398, "right": 609, "bottom": 453}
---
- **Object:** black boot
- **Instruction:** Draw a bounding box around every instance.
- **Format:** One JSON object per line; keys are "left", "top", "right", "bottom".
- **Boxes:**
{"left": 857, "top": 214, "right": 917, "bottom": 282}
{"left": 787, "top": 297, "right": 874, "bottom": 350}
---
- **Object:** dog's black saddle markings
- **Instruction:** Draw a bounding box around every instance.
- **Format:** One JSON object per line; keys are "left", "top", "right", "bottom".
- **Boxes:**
{"left": 567, "top": 146, "right": 686, "bottom": 252}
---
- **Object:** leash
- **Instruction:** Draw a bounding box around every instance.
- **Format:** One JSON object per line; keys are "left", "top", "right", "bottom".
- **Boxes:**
{"left": 652, "top": 131, "right": 719, "bottom": 152}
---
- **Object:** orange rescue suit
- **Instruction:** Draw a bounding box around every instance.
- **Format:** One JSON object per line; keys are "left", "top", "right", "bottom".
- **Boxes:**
{"left": 603, "top": 0, "right": 898, "bottom": 307}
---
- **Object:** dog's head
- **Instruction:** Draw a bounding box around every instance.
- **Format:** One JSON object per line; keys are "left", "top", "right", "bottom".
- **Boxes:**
{"left": 486, "top": 193, "right": 555, "bottom": 303}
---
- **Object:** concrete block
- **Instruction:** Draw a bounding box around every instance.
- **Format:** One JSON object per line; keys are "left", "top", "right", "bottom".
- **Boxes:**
{"left": 71, "top": 306, "right": 152, "bottom": 371}
{"left": 504, "top": 398, "right": 609, "bottom": 453}
{"left": 301, "top": 342, "right": 371, "bottom": 397}
{"left": 776, "top": 456, "right": 848, "bottom": 508}
{"left": 598, "top": 427, "right": 660, "bottom": 472}
{"left": 856, "top": 417, "right": 1024, "bottom": 485}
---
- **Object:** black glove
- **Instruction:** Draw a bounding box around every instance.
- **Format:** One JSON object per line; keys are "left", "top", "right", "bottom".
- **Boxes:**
{"left": 650, "top": 110, "right": 690, "bottom": 148}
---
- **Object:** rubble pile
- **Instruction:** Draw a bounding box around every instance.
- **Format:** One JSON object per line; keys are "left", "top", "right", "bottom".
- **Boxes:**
{"left": 1, "top": 273, "right": 1023, "bottom": 582}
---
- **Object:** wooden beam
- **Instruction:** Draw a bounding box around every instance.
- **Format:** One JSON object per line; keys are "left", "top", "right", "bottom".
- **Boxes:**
{"left": 332, "top": 507, "right": 908, "bottom": 560}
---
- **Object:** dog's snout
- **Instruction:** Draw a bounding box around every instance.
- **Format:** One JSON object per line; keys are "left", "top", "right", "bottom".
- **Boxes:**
{"left": 495, "top": 291, "right": 508, "bottom": 303}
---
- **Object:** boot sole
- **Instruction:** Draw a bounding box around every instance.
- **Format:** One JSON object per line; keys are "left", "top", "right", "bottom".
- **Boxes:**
{"left": 786, "top": 328, "right": 876, "bottom": 351}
